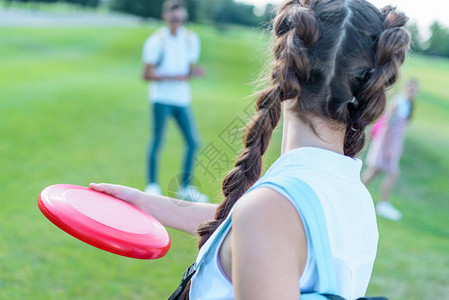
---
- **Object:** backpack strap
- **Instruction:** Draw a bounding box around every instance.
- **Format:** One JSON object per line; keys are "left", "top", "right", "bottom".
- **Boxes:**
{"left": 322, "top": 296, "right": 387, "bottom": 300}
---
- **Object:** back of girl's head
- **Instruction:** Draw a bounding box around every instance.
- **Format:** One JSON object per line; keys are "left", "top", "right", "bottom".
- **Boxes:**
{"left": 272, "top": 0, "right": 410, "bottom": 156}
{"left": 193, "top": 0, "right": 410, "bottom": 283}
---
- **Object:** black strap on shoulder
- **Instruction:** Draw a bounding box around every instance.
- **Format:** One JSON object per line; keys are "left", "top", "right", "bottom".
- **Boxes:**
{"left": 167, "top": 267, "right": 388, "bottom": 300}
{"left": 322, "top": 295, "right": 387, "bottom": 300}
{"left": 168, "top": 263, "right": 196, "bottom": 300}
{"left": 322, "top": 294, "right": 346, "bottom": 300}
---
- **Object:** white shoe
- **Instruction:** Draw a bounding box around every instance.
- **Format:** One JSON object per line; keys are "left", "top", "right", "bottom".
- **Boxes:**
{"left": 176, "top": 185, "right": 209, "bottom": 203}
{"left": 144, "top": 183, "right": 161, "bottom": 195}
{"left": 376, "top": 201, "right": 402, "bottom": 221}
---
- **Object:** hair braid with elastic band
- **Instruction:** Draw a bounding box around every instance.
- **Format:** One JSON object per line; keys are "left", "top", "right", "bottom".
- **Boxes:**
{"left": 342, "top": 4, "right": 410, "bottom": 157}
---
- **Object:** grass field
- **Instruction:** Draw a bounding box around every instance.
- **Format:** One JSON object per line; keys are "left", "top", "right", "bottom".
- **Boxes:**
{"left": 0, "top": 24, "right": 448, "bottom": 299}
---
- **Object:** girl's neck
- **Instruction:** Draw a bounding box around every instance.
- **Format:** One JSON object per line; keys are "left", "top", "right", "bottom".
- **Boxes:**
{"left": 281, "top": 101, "right": 346, "bottom": 156}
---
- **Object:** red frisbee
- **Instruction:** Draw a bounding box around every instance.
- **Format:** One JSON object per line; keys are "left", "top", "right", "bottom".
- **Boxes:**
{"left": 38, "top": 184, "right": 170, "bottom": 259}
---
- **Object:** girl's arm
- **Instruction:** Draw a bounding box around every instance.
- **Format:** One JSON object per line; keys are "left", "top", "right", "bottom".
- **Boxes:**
{"left": 231, "top": 187, "right": 307, "bottom": 300}
{"left": 89, "top": 183, "right": 217, "bottom": 235}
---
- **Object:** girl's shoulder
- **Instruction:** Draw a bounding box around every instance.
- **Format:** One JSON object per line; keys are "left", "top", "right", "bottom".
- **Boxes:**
{"left": 231, "top": 185, "right": 307, "bottom": 256}
{"left": 230, "top": 186, "right": 307, "bottom": 299}
{"left": 233, "top": 185, "right": 300, "bottom": 224}
{"left": 232, "top": 177, "right": 314, "bottom": 237}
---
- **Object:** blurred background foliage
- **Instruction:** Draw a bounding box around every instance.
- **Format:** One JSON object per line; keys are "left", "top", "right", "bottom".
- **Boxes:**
{"left": 2, "top": 0, "right": 449, "bottom": 57}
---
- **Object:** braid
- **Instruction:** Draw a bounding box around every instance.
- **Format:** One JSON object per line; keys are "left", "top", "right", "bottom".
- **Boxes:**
{"left": 196, "top": 86, "right": 282, "bottom": 248}
{"left": 343, "top": 5, "right": 410, "bottom": 157}
{"left": 197, "top": 1, "right": 320, "bottom": 249}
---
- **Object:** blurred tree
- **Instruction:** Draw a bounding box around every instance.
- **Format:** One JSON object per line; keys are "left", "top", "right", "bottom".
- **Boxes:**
{"left": 110, "top": 0, "right": 163, "bottom": 19}
{"left": 196, "top": 0, "right": 220, "bottom": 21}
{"left": 77, "top": 0, "right": 100, "bottom": 8}
{"left": 184, "top": 0, "right": 198, "bottom": 22}
{"left": 109, "top": 0, "right": 197, "bottom": 21}
{"left": 263, "top": 3, "right": 276, "bottom": 22}
{"left": 407, "top": 22, "right": 423, "bottom": 53}
{"left": 64, "top": 0, "right": 100, "bottom": 8}
{"left": 426, "top": 22, "right": 449, "bottom": 57}
{"left": 197, "top": 0, "right": 265, "bottom": 27}
{"left": 216, "top": 0, "right": 261, "bottom": 26}
{"left": 4, "top": 0, "right": 100, "bottom": 8}
{"left": 259, "top": 3, "right": 276, "bottom": 30}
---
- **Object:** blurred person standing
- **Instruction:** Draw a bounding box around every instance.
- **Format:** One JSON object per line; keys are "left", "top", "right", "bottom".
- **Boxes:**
{"left": 142, "top": 0, "right": 208, "bottom": 202}
{"left": 362, "top": 79, "right": 419, "bottom": 220}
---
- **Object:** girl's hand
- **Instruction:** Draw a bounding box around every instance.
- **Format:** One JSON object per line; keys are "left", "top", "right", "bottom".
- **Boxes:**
{"left": 90, "top": 183, "right": 218, "bottom": 235}
{"left": 89, "top": 183, "right": 145, "bottom": 209}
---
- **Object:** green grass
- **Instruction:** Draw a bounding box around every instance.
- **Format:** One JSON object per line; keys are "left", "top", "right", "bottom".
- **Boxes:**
{"left": 0, "top": 25, "right": 448, "bottom": 299}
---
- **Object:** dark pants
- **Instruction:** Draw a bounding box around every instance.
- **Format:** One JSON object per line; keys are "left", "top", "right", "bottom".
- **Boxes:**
{"left": 147, "top": 102, "right": 200, "bottom": 187}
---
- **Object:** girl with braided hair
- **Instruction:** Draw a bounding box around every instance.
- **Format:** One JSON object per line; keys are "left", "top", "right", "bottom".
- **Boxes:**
{"left": 90, "top": 0, "right": 410, "bottom": 298}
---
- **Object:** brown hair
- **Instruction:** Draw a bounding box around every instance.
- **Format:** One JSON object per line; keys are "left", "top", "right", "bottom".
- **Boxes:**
{"left": 182, "top": 0, "right": 410, "bottom": 297}
{"left": 163, "top": 0, "right": 186, "bottom": 14}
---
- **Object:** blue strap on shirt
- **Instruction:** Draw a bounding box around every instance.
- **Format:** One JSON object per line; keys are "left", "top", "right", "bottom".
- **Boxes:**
{"left": 196, "top": 176, "right": 338, "bottom": 298}
{"left": 248, "top": 176, "right": 339, "bottom": 299}
{"left": 169, "top": 176, "right": 339, "bottom": 300}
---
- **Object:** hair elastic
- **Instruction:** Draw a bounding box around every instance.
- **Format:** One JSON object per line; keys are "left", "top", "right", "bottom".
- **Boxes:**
{"left": 350, "top": 97, "right": 356, "bottom": 103}
{"left": 351, "top": 126, "right": 359, "bottom": 132}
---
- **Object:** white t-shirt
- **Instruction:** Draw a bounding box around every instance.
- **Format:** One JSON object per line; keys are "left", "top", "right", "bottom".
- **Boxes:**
{"left": 142, "top": 26, "right": 200, "bottom": 106}
{"left": 190, "top": 147, "right": 379, "bottom": 300}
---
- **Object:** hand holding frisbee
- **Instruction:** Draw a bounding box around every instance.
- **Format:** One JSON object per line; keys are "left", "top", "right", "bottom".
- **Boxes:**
{"left": 38, "top": 184, "right": 170, "bottom": 259}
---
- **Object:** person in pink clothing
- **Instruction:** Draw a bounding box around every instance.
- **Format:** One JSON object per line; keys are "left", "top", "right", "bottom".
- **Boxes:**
{"left": 362, "top": 79, "right": 419, "bottom": 221}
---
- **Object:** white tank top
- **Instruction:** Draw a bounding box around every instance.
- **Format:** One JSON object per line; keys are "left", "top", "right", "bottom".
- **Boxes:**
{"left": 189, "top": 147, "right": 379, "bottom": 300}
